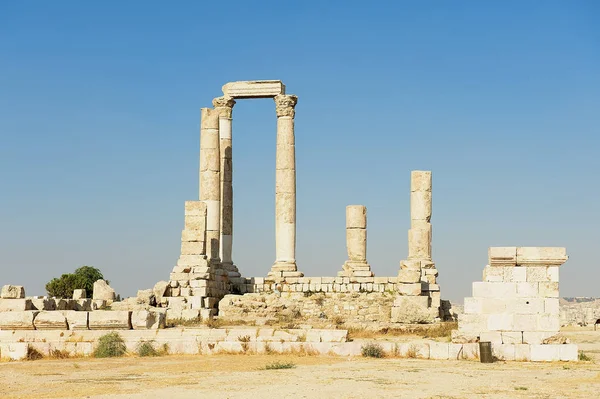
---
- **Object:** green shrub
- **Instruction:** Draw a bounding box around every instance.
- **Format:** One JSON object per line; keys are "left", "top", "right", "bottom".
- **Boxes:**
{"left": 137, "top": 341, "right": 161, "bottom": 357}
{"left": 578, "top": 351, "right": 592, "bottom": 361}
{"left": 46, "top": 266, "right": 105, "bottom": 298}
{"left": 264, "top": 361, "right": 296, "bottom": 370}
{"left": 50, "top": 349, "right": 71, "bottom": 359}
{"left": 361, "top": 343, "right": 385, "bottom": 358}
{"left": 93, "top": 332, "right": 127, "bottom": 358}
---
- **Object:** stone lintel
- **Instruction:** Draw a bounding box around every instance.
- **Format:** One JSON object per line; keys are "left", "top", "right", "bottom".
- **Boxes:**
{"left": 222, "top": 80, "right": 285, "bottom": 99}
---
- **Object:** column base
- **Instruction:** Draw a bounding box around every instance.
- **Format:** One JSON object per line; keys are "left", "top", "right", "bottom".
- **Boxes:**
{"left": 267, "top": 261, "right": 303, "bottom": 281}
{"left": 221, "top": 261, "right": 241, "bottom": 277}
{"left": 338, "top": 261, "right": 373, "bottom": 277}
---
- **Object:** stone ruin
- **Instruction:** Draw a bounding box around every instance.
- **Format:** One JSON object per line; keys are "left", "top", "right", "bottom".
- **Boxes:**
{"left": 0, "top": 80, "right": 578, "bottom": 362}
{"left": 453, "top": 247, "right": 578, "bottom": 361}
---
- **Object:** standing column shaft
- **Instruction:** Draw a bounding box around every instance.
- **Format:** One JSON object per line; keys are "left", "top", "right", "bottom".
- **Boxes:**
{"left": 213, "top": 96, "right": 238, "bottom": 276}
{"left": 269, "top": 94, "right": 302, "bottom": 277}
{"left": 408, "top": 171, "right": 432, "bottom": 260}
{"left": 199, "top": 108, "right": 221, "bottom": 262}
{"left": 339, "top": 205, "right": 373, "bottom": 277}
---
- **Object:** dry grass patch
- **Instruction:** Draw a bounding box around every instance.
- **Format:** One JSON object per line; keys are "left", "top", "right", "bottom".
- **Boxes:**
{"left": 348, "top": 322, "right": 457, "bottom": 341}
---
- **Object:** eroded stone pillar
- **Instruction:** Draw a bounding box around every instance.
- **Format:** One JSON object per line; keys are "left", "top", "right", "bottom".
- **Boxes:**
{"left": 339, "top": 205, "right": 373, "bottom": 277}
{"left": 268, "top": 94, "right": 303, "bottom": 279}
{"left": 199, "top": 108, "right": 221, "bottom": 263}
{"left": 408, "top": 171, "right": 432, "bottom": 260}
{"left": 213, "top": 96, "right": 240, "bottom": 277}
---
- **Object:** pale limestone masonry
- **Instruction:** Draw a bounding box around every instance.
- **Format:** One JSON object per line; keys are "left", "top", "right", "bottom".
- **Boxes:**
{"left": 0, "top": 328, "right": 577, "bottom": 361}
{"left": 454, "top": 247, "right": 576, "bottom": 361}
{"left": 222, "top": 80, "right": 286, "bottom": 99}
{"left": 1, "top": 285, "right": 25, "bottom": 299}
{"left": 392, "top": 171, "right": 442, "bottom": 322}
{"left": 268, "top": 94, "right": 302, "bottom": 280}
{"left": 339, "top": 205, "right": 372, "bottom": 277}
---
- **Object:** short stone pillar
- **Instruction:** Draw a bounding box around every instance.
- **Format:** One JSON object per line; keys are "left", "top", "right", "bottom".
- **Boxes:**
{"left": 339, "top": 205, "right": 373, "bottom": 277}
{"left": 213, "top": 96, "right": 240, "bottom": 277}
{"left": 199, "top": 108, "right": 221, "bottom": 263}
{"left": 268, "top": 94, "right": 303, "bottom": 280}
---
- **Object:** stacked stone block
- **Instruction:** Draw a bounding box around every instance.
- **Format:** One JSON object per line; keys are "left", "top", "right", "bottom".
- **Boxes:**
{"left": 163, "top": 201, "right": 230, "bottom": 319}
{"left": 339, "top": 205, "right": 373, "bottom": 277}
{"left": 455, "top": 247, "right": 577, "bottom": 361}
{"left": 392, "top": 171, "right": 440, "bottom": 322}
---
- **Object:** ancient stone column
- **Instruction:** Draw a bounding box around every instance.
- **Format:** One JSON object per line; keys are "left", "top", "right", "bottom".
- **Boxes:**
{"left": 339, "top": 205, "right": 373, "bottom": 277}
{"left": 268, "top": 94, "right": 303, "bottom": 279}
{"left": 213, "top": 96, "right": 240, "bottom": 277}
{"left": 408, "top": 170, "right": 432, "bottom": 261}
{"left": 199, "top": 108, "right": 221, "bottom": 263}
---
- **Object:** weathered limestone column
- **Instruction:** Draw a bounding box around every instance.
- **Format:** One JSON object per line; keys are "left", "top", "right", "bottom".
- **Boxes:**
{"left": 408, "top": 170, "right": 432, "bottom": 261}
{"left": 199, "top": 108, "right": 221, "bottom": 263}
{"left": 268, "top": 94, "right": 303, "bottom": 280}
{"left": 339, "top": 205, "right": 373, "bottom": 277}
{"left": 213, "top": 96, "right": 240, "bottom": 277}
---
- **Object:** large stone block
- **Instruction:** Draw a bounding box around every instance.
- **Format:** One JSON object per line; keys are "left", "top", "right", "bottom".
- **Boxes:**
{"left": 463, "top": 297, "right": 481, "bottom": 314}
{"left": 501, "top": 331, "right": 523, "bottom": 344}
{"left": 515, "top": 344, "right": 531, "bottom": 361}
{"left": 346, "top": 205, "right": 366, "bottom": 229}
{"left": 88, "top": 311, "right": 131, "bottom": 330}
{"left": 346, "top": 229, "right": 367, "bottom": 262}
{"left": 488, "top": 247, "right": 517, "bottom": 267}
{"left": 411, "top": 170, "right": 432, "bottom": 192}
{"left": 0, "top": 299, "right": 33, "bottom": 312}
{"left": 544, "top": 298, "right": 559, "bottom": 314}
{"left": 537, "top": 313, "right": 560, "bottom": 331}
{"left": 410, "top": 190, "right": 431, "bottom": 222}
{"left": 504, "top": 267, "right": 527, "bottom": 282}
{"left": 61, "top": 310, "right": 88, "bottom": 330}
{"left": 222, "top": 80, "right": 285, "bottom": 99}
{"left": 526, "top": 266, "right": 551, "bottom": 282}
{"left": 487, "top": 313, "right": 514, "bottom": 331}
{"left": 523, "top": 331, "right": 556, "bottom": 344}
{"left": 513, "top": 314, "right": 537, "bottom": 331}
{"left": 480, "top": 331, "right": 502, "bottom": 345}
{"left": 530, "top": 344, "right": 560, "bottom": 361}
{"left": 1, "top": 285, "right": 25, "bottom": 299}
{"left": 505, "top": 298, "right": 544, "bottom": 314}
{"left": 30, "top": 298, "right": 55, "bottom": 311}
{"left": 559, "top": 344, "right": 578, "bottom": 361}
{"left": 391, "top": 296, "right": 434, "bottom": 323}
{"left": 92, "top": 280, "right": 115, "bottom": 301}
{"left": 0, "top": 343, "right": 28, "bottom": 360}
{"left": 457, "top": 313, "right": 488, "bottom": 332}
{"left": 72, "top": 289, "right": 86, "bottom": 300}
{"left": 0, "top": 311, "right": 38, "bottom": 330}
{"left": 396, "top": 283, "right": 422, "bottom": 296}
{"left": 181, "top": 230, "right": 205, "bottom": 242}
{"left": 407, "top": 228, "right": 431, "bottom": 259}
{"left": 180, "top": 241, "right": 205, "bottom": 255}
{"left": 516, "top": 282, "right": 539, "bottom": 297}
{"left": 482, "top": 266, "right": 504, "bottom": 282}
{"left": 516, "top": 247, "right": 568, "bottom": 266}
{"left": 539, "top": 282, "right": 559, "bottom": 298}
{"left": 131, "top": 310, "right": 166, "bottom": 330}
{"left": 472, "top": 282, "right": 516, "bottom": 298}
{"left": 184, "top": 215, "right": 207, "bottom": 231}
{"left": 429, "top": 342, "right": 450, "bottom": 360}
{"left": 34, "top": 311, "right": 68, "bottom": 330}
{"left": 398, "top": 270, "right": 421, "bottom": 283}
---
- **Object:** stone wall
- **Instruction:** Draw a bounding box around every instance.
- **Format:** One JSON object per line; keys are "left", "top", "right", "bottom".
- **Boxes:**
{"left": 455, "top": 247, "right": 570, "bottom": 346}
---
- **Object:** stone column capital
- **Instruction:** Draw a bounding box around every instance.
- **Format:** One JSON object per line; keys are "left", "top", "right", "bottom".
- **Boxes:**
{"left": 274, "top": 94, "right": 298, "bottom": 118}
{"left": 212, "top": 96, "right": 236, "bottom": 118}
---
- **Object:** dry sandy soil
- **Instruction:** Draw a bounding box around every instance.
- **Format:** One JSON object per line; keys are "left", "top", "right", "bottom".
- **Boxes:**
{"left": 2, "top": 328, "right": 599, "bottom": 399}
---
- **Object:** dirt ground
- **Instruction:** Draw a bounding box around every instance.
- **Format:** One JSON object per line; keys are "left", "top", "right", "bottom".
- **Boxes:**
{"left": 2, "top": 328, "right": 599, "bottom": 399}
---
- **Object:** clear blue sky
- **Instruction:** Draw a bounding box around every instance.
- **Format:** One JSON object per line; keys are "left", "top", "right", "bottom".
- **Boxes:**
{"left": 0, "top": 1, "right": 598, "bottom": 301}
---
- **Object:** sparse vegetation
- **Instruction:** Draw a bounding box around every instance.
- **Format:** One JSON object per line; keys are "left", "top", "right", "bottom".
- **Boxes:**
{"left": 264, "top": 361, "right": 296, "bottom": 370}
{"left": 578, "top": 351, "right": 592, "bottom": 361}
{"left": 49, "top": 349, "right": 71, "bottom": 359}
{"left": 332, "top": 315, "right": 345, "bottom": 328}
{"left": 264, "top": 342, "right": 274, "bottom": 354}
{"left": 166, "top": 317, "right": 204, "bottom": 328}
{"left": 137, "top": 340, "right": 164, "bottom": 357}
{"left": 238, "top": 335, "right": 251, "bottom": 353}
{"left": 93, "top": 332, "right": 127, "bottom": 358}
{"left": 406, "top": 344, "right": 418, "bottom": 358}
{"left": 26, "top": 346, "right": 44, "bottom": 361}
{"left": 514, "top": 387, "right": 528, "bottom": 391}
{"left": 361, "top": 343, "right": 385, "bottom": 358}
{"left": 347, "top": 322, "right": 457, "bottom": 341}
{"left": 314, "top": 296, "right": 325, "bottom": 306}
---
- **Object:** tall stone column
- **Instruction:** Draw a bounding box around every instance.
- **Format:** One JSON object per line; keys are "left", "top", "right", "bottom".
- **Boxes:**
{"left": 339, "top": 205, "right": 373, "bottom": 277}
{"left": 408, "top": 171, "right": 432, "bottom": 261}
{"left": 199, "top": 108, "right": 221, "bottom": 263}
{"left": 213, "top": 96, "right": 240, "bottom": 277}
{"left": 268, "top": 94, "right": 303, "bottom": 280}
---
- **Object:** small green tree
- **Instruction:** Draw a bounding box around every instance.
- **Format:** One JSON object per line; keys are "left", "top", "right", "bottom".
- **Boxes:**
{"left": 45, "top": 266, "right": 105, "bottom": 298}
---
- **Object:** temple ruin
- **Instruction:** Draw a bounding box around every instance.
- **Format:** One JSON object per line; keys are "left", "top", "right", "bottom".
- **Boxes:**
{"left": 0, "top": 80, "right": 578, "bottom": 362}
